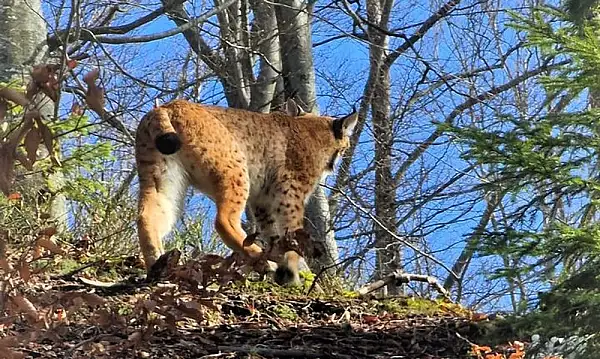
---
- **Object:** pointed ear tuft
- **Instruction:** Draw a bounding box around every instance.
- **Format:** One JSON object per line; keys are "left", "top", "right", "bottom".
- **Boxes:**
{"left": 285, "top": 98, "right": 306, "bottom": 117}
{"left": 333, "top": 111, "right": 358, "bottom": 139}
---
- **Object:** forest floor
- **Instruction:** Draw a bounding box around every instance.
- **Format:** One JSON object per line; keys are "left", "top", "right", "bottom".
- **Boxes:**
{"left": 1, "top": 252, "right": 524, "bottom": 359}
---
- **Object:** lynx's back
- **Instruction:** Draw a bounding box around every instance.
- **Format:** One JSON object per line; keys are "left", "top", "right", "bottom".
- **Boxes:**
{"left": 135, "top": 99, "right": 357, "bottom": 285}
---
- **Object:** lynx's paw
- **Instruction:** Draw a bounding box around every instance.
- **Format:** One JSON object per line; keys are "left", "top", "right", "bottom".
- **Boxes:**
{"left": 274, "top": 263, "right": 301, "bottom": 286}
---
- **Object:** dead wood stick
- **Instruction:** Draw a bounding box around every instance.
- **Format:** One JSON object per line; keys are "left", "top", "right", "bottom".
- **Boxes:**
{"left": 216, "top": 346, "right": 336, "bottom": 359}
{"left": 64, "top": 333, "right": 117, "bottom": 354}
{"left": 357, "top": 271, "right": 450, "bottom": 299}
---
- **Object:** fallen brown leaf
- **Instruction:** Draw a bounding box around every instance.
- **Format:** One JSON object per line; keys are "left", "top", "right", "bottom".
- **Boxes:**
{"left": 0, "top": 335, "right": 25, "bottom": 359}
{"left": 127, "top": 331, "right": 142, "bottom": 345}
{"left": 0, "top": 87, "right": 29, "bottom": 106}
{"left": 83, "top": 69, "right": 105, "bottom": 116}
{"left": 81, "top": 293, "right": 107, "bottom": 307}
{"left": 7, "top": 192, "right": 21, "bottom": 201}
{"left": 39, "top": 227, "right": 57, "bottom": 237}
{"left": 17, "top": 262, "right": 31, "bottom": 282}
{"left": 0, "top": 258, "right": 12, "bottom": 271}
{"left": 0, "top": 99, "right": 7, "bottom": 123}
{"left": 0, "top": 115, "right": 34, "bottom": 194}
{"left": 11, "top": 294, "right": 39, "bottom": 322}
{"left": 30, "top": 64, "right": 60, "bottom": 102}
{"left": 36, "top": 237, "right": 65, "bottom": 256}
{"left": 23, "top": 126, "right": 41, "bottom": 164}
{"left": 361, "top": 314, "right": 379, "bottom": 324}
{"left": 34, "top": 118, "right": 53, "bottom": 155}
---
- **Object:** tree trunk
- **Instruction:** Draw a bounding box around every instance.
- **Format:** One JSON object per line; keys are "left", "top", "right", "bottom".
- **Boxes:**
{"left": 274, "top": 0, "right": 339, "bottom": 276}
{"left": 274, "top": 0, "right": 317, "bottom": 111}
{"left": 0, "top": 0, "right": 47, "bottom": 80}
{"left": 0, "top": 0, "right": 67, "bottom": 231}
{"left": 249, "top": 0, "right": 281, "bottom": 113}
{"left": 215, "top": 0, "right": 251, "bottom": 108}
{"left": 366, "top": 0, "right": 400, "bottom": 294}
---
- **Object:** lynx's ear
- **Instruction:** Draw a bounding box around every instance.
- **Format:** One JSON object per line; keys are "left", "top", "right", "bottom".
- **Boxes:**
{"left": 333, "top": 111, "right": 358, "bottom": 139}
{"left": 285, "top": 98, "right": 306, "bottom": 117}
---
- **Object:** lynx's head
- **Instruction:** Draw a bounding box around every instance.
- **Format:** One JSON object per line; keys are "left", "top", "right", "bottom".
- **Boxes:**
{"left": 327, "top": 110, "right": 358, "bottom": 172}
{"left": 283, "top": 98, "right": 359, "bottom": 175}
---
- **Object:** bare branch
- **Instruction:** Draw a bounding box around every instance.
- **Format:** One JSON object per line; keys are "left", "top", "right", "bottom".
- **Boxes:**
{"left": 357, "top": 271, "right": 450, "bottom": 299}
{"left": 384, "top": 0, "right": 461, "bottom": 68}
{"left": 323, "top": 183, "right": 460, "bottom": 281}
{"left": 394, "top": 59, "right": 571, "bottom": 183}
{"left": 86, "top": 0, "right": 237, "bottom": 45}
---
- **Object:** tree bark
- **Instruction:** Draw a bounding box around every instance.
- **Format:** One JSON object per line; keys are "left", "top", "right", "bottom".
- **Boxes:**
{"left": 215, "top": 0, "right": 251, "bottom": 108}
{"left": 162, "top": 0, "right": 246, "bottom": 108}
{"left": 274, "top": 0, "right": 317, "bottom": 112}
{"left": 249, "top": 0, "right": 281, "bottom": 113}
{"left": 366, "top": 0, "right": 400, "bottom": 294}
{"left": 0, "top": 0, "right": 67, "bottom": 231}
{"left": 0, "top": 0, "right": 47, "bottom": 80}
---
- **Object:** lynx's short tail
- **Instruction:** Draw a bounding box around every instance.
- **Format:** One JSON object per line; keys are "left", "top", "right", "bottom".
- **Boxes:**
{"left": 147, "top": 107, "right": 182, "bottom": 155}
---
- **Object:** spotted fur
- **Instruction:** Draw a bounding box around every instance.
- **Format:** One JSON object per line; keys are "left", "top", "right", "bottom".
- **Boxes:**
{"left": 135, "top": 99, "right": 357, "bottom": 285}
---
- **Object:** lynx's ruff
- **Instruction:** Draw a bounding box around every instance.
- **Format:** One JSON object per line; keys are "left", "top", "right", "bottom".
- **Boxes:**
{"left": 135, "top": 99, "right": 357, "bottom": 285}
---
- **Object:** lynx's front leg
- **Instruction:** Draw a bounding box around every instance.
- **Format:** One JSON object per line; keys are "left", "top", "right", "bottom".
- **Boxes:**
{"left": 269, "top": 180, "right": 312, "bottom": 286}
{"left": 249, "top": 205, "right": 282, "bottom": 274}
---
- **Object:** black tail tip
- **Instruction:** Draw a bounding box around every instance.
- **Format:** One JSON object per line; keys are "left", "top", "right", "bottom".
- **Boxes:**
{"left": 274, "top": 265, "right": 300, "bottom": 286}
{"left": 155, "top": 133, "right": 181, "bottom": 155}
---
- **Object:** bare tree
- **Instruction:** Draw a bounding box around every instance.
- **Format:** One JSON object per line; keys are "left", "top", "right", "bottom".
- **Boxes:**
{"left": 0, "top": 0, "right": 580, "bottom": 311}
{"left": 0, "top": 0, "right": 67, "bottom": 230}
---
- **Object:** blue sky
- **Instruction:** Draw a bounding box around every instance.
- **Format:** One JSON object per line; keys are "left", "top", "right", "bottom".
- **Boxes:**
{"left": 37, "top": 0, "right": 577, "bottom": 312}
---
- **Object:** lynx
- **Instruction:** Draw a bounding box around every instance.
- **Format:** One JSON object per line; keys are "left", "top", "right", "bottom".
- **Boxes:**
{"left": 135, "top": 99, "right": 357, "bottom": 285}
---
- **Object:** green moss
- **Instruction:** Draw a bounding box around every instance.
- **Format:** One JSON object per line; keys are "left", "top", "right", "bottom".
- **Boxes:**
{"left": 299, "top": 270, "right": 315, "bottom": 286}
{"left": 273, "top": 303, "right": 298, "bottom": 320}
{"left": 368, "top": 297, "right": 466, "bottom": 317}
{"left": 235, "top": 277, "right": 306, "bottom": 297}
{"left": 235, "top": 278, "right": 280, "bottom": 294}
{"left": 204, "top": 308, "right": 222, "bottom": 325}
{"left": 405, "top": 297, "right": 444, "bottom": 314}
{"left": 117, "top": 303, "right": 134, "bottom": 316}
{"left": 342, "top": 290, "right": 359, "bottom": 299}
{"left": 36, "top": 257, "right": 79, "bottom": 274}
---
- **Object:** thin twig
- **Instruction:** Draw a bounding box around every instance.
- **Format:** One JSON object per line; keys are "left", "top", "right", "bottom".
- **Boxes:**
{"left": 306, "top": 255, "right": 363, "bottom": 296}
{"left": 90, "top": 0, "right": 237, "bottom": 44}
{"left": 64, "top": 334, "right": 117, "bottom": 355}
{"left": 323, "top": 184, "right": 460, "bottom": 281}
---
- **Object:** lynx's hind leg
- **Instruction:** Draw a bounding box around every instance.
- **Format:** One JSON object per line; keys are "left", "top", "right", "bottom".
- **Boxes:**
{"left": 210, "top": 164, "right": 264, "bottom": 261}
{"left": 137, "top": 156, "right": 188, "bottom": 271}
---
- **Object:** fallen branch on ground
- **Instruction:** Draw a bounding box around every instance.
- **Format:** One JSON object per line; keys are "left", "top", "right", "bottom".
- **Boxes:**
{"left": 214, "top": 345, "right": 339, "bottom": 359}
{"left": 357, "top": 271, "right": 450, "bottom": 299}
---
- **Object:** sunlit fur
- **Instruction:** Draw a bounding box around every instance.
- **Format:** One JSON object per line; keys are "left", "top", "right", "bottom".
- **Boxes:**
{"left": 135, "top": 99, "right": 357, "bottom": 285}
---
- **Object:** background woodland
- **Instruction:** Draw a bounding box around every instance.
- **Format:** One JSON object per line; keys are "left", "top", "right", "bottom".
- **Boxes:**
{"left": 2, "top": 0, "right": 600, "bottom": 354}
